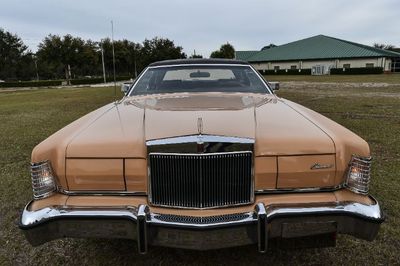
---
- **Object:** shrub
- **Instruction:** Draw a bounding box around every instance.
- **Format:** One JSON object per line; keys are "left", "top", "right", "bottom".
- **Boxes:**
{"left": 0, "top": 76, "right": 133, "bottom": 88}
{"left": 261, "top": 69, "right": 311, "bottom": 75}
{"left": 330, "top": 67, "right": 383, "bottom": 75}
{"left": 0, "top": 80, "right": 62, "bottom": 88}
{"left": 70, "top": 76, "right": 132, "bottom": 85}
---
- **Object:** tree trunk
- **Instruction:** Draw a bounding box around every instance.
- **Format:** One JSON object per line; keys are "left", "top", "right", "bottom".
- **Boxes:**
{"left": 64, "top": 64, "right": 71, "bottom": 85}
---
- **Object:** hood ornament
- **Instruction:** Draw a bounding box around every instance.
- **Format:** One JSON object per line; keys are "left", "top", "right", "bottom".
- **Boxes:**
{"left": 197, "top": 117, "right": 203, "bottom": 135}
{"left": 197, "top": 118, "right": 204, "bottom": 153}
{"left": 310, "top": 163, "right": 333, "bottom": 170}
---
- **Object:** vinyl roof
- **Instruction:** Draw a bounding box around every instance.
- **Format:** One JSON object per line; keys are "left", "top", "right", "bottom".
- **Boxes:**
{"left": 149, "top": 58, "right": 248, "bottom": 66}
{"left": 241, "top": 35, "right": 400, "bottom": 62}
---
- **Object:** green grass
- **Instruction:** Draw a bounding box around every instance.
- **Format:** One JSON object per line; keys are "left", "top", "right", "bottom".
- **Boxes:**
{"left": 264, "top": 73, "right": 400, "bottom": 83}
{"left": 0, "top": 82, "right": 399, "bottom": 265}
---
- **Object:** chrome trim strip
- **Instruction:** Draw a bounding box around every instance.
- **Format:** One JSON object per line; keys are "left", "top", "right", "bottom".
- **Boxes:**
{"left": 146, "top": 135, "right": 254, "bottom": 146}
{"left": 249, "top": 65, "right": 274, "bottom": 94}
{"left": 59, "top": 189, "right": 147, "bottom": 196}
{"left": 255, "top": 184, "right": 344, "bottom": 194}
{"left": 149, "top": 151, "right": 252, "bottom": 156}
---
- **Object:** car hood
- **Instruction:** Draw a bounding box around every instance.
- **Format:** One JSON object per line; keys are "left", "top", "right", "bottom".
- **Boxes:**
{"left": 65, "top": 93, "right": 335, "bottom": 158}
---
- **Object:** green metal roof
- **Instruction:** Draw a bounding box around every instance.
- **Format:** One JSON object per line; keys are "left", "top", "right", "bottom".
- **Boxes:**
{"left": 245, "top": 35, "right": 400, "bottom": 62}
{"left": 235, "top": 50, "right": 259, "bottom": 61}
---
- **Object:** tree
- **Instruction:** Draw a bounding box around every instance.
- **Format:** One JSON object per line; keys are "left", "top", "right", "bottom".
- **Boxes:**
{"left": 140, "top": 37, "right": 186, "bottom": 68}
{"left": 189, "top": 50, "right": 203, "bottom": 58}
{"left": 0, "top": 28, "right": 35, "bottom": 80}
{"left": 261, "top": 44, "right": 277, "bottom": 50}
{"left": 36, "top": 34, "right": 98, "bottom": 82}
{"left": 210, "top": 43, "right": 235, "bottom": 59}
{"left": 373, "top": 43, "right": 395, "bottom": 50}
{"left": 100, "top": 38, "right": 142, "bottom": 77}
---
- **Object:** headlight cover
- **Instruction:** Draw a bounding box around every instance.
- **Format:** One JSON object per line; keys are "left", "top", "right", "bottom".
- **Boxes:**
{"left": 31, "top": 160, "right": 57, "bottom": 199}
{"left": 345, "top": 155, "right": 372, "bottom": 195}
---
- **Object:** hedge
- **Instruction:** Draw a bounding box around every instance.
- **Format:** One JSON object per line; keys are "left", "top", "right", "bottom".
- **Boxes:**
{"left": 0, "top": 80, "right": 62, "bottom": 88}
{"left": 259, "top": 69, "right": 312, "bottom": 75}
{"left": 330, "top": 67, "right": 383, "bottom": 75}
{"left": 0, "top": 76, "right": 132, "bottom": 88}
{"left": 70, "top": 76, "right": 132, "bottom": 85}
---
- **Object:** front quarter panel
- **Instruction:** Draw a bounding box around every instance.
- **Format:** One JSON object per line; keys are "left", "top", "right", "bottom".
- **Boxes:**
{"left": 31, "top": 103, "right": 115, "bottom": 189}
{"left": 283, "top": 99, "right": 370, "bottom": 186}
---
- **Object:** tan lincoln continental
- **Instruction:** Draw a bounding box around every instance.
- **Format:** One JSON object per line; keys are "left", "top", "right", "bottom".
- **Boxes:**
{"left": 20, "top": 59, "right": 384, "bottom": 253}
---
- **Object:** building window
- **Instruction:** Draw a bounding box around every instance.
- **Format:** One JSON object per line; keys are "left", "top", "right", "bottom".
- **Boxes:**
{"left": 290, "top": 65, "right": 297, "bottom": 70}
{"left": 343, "top": 64, "right": 351, "bottom": 69}
{"left": 274, "top": 66, "right": 280, "bottom": 71}
{"left": 366, "top": 63, "right": 374, "bottom": 68}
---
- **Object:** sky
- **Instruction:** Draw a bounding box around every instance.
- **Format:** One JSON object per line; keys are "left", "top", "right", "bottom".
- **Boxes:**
{"left": 0, "top": 0, "right": 399, "bottom": 57}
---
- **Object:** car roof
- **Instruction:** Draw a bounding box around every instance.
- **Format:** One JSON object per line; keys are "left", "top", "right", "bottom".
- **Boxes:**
{"left": 148, "top": 58, "right": 249, "bottom": 67}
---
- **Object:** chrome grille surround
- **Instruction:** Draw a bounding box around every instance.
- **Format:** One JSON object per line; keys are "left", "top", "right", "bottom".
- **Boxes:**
{"left": 148, "top": 151, "right": 254, "bottom": 209}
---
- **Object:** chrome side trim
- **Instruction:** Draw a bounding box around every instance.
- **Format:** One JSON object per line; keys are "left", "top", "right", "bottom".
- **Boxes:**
{"left": 255, "top": 184, "right": 344, "bottom": 194}
{"left": 59, "top": 189, "right": 147, "bottom": 196}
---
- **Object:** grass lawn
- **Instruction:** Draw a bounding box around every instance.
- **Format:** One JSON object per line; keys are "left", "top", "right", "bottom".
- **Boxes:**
{"left": 0, "top": 81, "right": 399, "bottom": 265}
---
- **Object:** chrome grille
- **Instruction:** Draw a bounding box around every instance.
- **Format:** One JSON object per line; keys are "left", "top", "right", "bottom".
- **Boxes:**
{"left": 149, "top": 152, "right": 253, "bottom": 208}
{"left": 152, "top": 213, "right": 252, "bottom": 224}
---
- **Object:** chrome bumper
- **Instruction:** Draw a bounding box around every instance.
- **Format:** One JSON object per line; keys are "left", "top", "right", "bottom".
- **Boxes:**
{"left": 19, "top": 197, "right": 384, "bottom": 254}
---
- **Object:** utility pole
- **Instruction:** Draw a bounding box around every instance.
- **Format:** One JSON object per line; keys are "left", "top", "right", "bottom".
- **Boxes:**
{"left": 134, "top": 48, "right": 138, "bottom": 78}
{"left": 100, "top": 43, "right": 106, "bottom": 83}
{"left": 111, "top": 20, "right": 117, "bottom": 97}
{"left": 34, "top": 58, "right": 39, "bottom": 81}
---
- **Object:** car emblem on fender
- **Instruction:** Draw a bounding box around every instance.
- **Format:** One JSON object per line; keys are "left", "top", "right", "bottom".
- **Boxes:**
{"left": 310, "top": 163, "right": 334, "bottom": 170}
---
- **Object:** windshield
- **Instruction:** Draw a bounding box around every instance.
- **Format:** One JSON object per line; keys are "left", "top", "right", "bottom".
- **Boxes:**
{"left": 129, "top": 65, "right": 270, "bottom": 96}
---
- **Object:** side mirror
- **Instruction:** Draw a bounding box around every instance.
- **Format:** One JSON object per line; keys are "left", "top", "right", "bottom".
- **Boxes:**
{"left": 269, "top": 82, "right": 280, "bottom": 91}
{"left": 121, "top": 82, "right": 132, "bottom": 95}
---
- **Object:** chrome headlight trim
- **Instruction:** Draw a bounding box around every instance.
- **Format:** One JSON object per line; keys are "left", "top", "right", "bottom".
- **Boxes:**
{"left": 31, "top": 160, "right": 57, "bottom": 199}
{"left": 345, "top": 155, "right": 372, "bottom": 195}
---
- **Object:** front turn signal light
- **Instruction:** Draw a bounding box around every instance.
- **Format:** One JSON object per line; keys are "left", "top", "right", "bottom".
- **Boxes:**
{"left": 31, "top": 160, "right": 57, "bottom": 199}
{"left": 345, "top": 155, "right": 372, "bottom": 195}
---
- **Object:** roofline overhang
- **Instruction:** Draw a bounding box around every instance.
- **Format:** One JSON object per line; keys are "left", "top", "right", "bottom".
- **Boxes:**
{"left": 248, "top": 56, "right": 397, "bottom": 64}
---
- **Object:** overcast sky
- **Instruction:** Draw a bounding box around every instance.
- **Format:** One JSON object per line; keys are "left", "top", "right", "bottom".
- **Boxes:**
{"left": 0, "top": 0, "right": 398, "bottom": 57}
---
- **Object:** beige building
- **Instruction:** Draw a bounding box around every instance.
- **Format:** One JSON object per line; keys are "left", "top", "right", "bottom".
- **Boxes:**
{"left": 236, "top": 35, "right": 400, "bottom": 74}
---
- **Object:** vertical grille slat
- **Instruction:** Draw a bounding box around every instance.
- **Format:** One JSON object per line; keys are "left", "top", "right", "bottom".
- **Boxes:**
{"left": 149, "top": 152, "right": 253, "bottom": 208}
